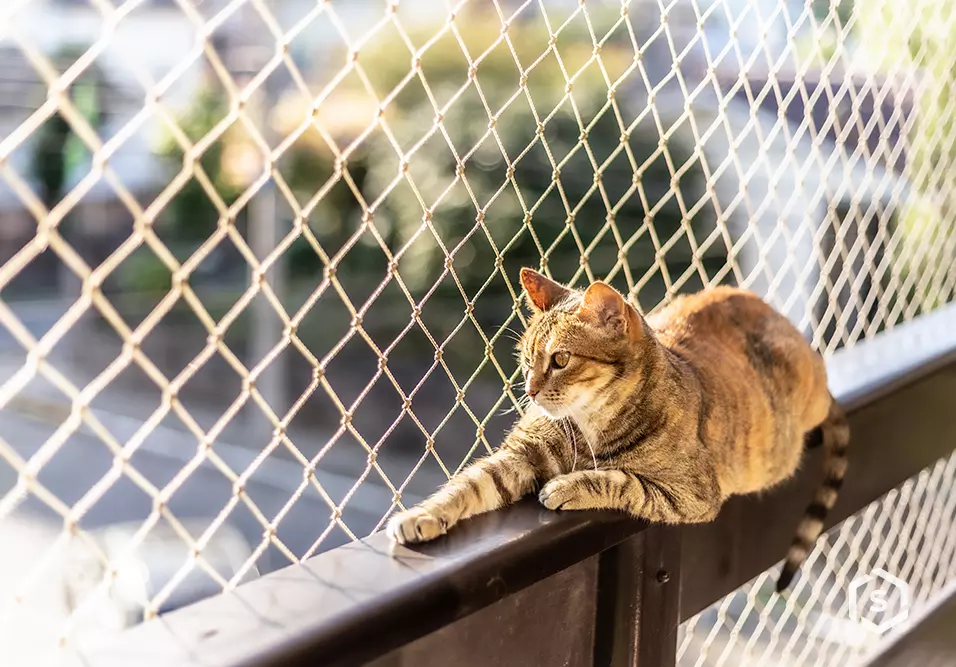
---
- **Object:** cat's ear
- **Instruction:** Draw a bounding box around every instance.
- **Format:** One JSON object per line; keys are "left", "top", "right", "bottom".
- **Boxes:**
{"left": 579, "top": 281, "right": 629, "bottom": 333}
{"left": 520, "top": 268, "right": 572, "bottom": 312}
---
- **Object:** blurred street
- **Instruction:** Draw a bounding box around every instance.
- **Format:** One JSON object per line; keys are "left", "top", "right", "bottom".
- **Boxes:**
{"left": 0, "top": 297, "right": 433, "bottom": 575}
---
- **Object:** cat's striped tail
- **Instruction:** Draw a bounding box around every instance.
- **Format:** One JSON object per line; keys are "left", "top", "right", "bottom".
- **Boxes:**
{"left": 776, "top": 396, "right": 850, "bottom": 592}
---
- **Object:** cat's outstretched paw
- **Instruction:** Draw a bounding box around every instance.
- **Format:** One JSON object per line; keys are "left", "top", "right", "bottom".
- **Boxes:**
{"left": 539, "top": 475, "right": 586, "bottom": 511}
{"left": 386, "top": 507, "right": 447, "bottom": 544}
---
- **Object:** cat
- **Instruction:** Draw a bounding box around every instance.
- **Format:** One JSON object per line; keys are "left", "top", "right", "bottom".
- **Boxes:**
{"left": 387, "top": 268, "right": 849, "bottom": 592}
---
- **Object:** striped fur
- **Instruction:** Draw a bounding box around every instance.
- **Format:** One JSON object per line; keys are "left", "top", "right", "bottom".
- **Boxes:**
{"left": 775, "top": 398, "right": 850, "bottom": 592}
{"left": 388, "top": 269, "right": 849, "bottom": 595}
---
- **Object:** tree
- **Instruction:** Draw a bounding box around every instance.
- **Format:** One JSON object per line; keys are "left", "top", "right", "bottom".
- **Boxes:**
{"left": 857, "top": 0, "right": 956, "bottom": 313}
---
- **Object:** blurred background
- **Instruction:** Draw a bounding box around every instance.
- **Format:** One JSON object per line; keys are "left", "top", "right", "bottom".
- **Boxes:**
{"left": 0, "top": 0, "right": 954, "bottom": 665}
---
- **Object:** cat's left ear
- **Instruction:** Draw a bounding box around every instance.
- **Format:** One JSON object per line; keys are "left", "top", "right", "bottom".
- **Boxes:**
{"left": 578, "top": 281, "right": 629, "bottom": 333}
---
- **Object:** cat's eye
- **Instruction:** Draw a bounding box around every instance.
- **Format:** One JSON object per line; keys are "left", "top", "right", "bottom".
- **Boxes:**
{"left": 551, "top": 351, "right": 571, "bottom": 369}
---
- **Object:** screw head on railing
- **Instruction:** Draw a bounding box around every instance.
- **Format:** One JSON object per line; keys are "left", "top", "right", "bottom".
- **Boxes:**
{"left": 656, "top": 569, "right": 671, "bottom": 584}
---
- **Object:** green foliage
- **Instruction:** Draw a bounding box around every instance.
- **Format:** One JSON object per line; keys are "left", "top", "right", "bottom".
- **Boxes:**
{"left": 857, "top": 0, "right": 956, "bottom": 312}
{"left": 153, "top": 11, "right": 722, "bottom": 319}
{"left": 114, "top": 247, "right": 172, "bottom": 293}
{"left": 29, "top": 44, "right": 103, "bottom": 208}
{"left": 812, "top": 0, "right": 854, "bottom": 26}
{"left": 285, "top": 11, "right": 719, "bottom": 304}
{"left": 32, "top": 112, "right": 72, "bottom": 209}
{"left": 156, "top": 83, "right": 244, "bottom": 245}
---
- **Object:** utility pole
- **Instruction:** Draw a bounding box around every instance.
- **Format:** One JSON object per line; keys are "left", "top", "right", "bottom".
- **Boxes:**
{"left": 233, "top": 14, "right": 287, "bottom": 447}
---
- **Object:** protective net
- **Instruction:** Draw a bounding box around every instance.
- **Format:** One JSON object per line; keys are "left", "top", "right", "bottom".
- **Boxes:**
{"left": 0, "top": 0, "right": 954, "bottom": 663}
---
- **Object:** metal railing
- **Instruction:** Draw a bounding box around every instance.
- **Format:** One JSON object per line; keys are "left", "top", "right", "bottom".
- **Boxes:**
{"left": 1, "top": 0, "right": 955, "bottom": 665}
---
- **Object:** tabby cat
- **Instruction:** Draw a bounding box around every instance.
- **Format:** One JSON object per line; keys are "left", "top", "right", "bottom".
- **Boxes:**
{"left": 387, "top": 268, "right": 849, "bottom": 591}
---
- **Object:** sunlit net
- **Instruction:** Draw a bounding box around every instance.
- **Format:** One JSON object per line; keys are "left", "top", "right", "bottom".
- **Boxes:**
{"left": 678, "top": 450, "right": 956, "bottom": 666}
{"left": 0, "top": 0, "right": 954, "bottom": 663}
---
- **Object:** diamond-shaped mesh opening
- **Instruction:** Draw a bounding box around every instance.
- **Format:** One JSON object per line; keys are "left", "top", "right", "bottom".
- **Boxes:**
{"left": 2, "top": 0, "right": 956, "bottom": 661}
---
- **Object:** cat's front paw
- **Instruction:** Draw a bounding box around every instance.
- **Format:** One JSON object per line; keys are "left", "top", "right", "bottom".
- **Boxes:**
{"left": 539, "top": 476, "right": 587, "bottom": 511}
{"left": 386, "top": 506, "right": 447, "bottom": 544}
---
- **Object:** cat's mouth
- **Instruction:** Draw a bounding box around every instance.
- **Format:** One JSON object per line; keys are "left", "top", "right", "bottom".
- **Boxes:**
{"left": 532, "top": 397, "right": 570, "bottom": 421}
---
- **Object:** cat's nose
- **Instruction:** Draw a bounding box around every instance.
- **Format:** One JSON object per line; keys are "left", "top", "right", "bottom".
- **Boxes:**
{"left": 526, "top": 388, "right": 538, "bottom": 399}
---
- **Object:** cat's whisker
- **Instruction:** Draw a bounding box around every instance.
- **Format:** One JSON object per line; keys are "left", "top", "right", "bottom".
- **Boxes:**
{"left": 503, "top": 326, "right": 524, "bottom": 341}
{"left": 561, "top": 417, "right": 578, "bottom": 473}
{"left": 500, "top": 392, "right": 532, "bottom": 416}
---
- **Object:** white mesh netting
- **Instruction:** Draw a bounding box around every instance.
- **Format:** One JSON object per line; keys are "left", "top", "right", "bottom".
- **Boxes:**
{"left": 0, "top": 0, "right": 954, "bottom": 664}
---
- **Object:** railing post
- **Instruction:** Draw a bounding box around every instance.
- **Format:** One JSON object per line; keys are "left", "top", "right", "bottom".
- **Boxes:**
{"left": 593, "top": 525, "right": 683, "bottom": 667}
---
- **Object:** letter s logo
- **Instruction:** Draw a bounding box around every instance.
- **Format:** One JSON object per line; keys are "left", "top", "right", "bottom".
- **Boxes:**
{"left": 869, "top": 589, "right": 889, "bottom": 614}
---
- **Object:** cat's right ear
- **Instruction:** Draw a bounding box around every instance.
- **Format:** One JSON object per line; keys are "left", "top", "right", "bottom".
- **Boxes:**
{"left": 520, "top": 268, "right": 571, "bottom": 312}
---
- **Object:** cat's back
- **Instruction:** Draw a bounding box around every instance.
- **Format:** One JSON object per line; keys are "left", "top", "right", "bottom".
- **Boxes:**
{"left": 647, "top": 286, "right": 829, "bottom": 432}
{"left": 646, "top": 286, "right": 783, "bottom": 338}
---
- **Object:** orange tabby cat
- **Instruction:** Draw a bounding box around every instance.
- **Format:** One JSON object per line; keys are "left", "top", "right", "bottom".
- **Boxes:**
{"left": 387, "top": 268, "right": 849, "bottom": 591}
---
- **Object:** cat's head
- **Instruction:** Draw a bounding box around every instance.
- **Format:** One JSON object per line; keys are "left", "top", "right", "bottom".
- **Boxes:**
{"left": 517, "top": 267, "right": 646, "bottom": 422}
